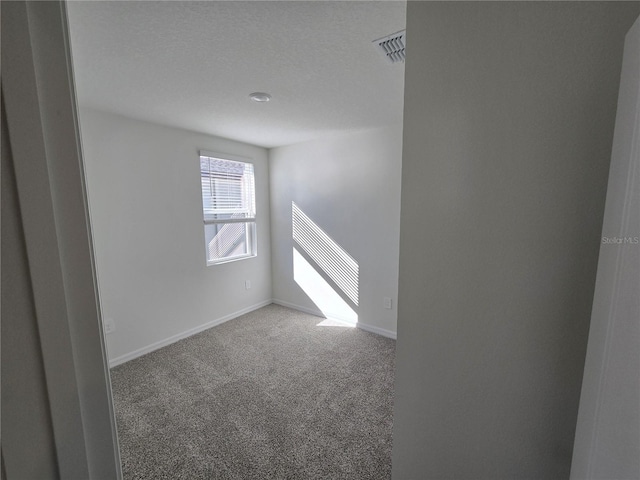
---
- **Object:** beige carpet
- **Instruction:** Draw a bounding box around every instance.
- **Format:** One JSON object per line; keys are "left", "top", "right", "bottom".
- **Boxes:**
{"left": 110, "top": 303, "right": 396, "bottom": 479}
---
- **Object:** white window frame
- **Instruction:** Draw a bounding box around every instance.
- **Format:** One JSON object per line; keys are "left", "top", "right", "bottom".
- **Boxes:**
{"left": 199, "top": 151, "right": 257, "bottom": 265}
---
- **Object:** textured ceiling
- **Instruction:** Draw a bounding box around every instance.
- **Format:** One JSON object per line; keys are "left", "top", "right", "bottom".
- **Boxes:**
{"left": 67, "top": 1, "right": 407, "bottom": 148}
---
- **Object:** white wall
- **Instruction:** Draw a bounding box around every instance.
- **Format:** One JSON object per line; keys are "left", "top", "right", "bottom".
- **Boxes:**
{"left": 571, "top": 15, "right": 640, "bottom": 479}
{"left": 270, "top": 126, "right": 403, "bottom": 337}
{"left": 392, "top": 2, "right": 639, "bottom": 479}
{"left": 79, "top": 108, "right": 272, "bottom": 364}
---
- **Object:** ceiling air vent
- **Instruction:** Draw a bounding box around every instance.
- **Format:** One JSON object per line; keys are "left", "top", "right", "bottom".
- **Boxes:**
{"left": 373, "top": 30, "right": 406, "bottom": 64}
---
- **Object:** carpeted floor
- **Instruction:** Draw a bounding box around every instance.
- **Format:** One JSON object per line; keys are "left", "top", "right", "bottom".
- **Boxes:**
{"left": 110, "top": 304, "right": 396, "bottom": 479}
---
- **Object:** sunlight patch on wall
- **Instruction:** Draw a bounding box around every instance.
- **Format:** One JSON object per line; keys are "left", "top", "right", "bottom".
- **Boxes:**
{"left": 292, "top": 202, "right": 359, "bottom": 306}
{"left": 293, "top": 247, "right": 358, "bottom": 324}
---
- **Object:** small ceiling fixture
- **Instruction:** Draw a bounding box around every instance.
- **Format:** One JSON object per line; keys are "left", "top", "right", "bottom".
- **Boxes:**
{"left": 249, "top": 92, "right": 271, "bottom": 103}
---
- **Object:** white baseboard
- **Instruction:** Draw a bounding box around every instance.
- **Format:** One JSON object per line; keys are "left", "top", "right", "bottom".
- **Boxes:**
{"left": 108, "top": 299, "right": 272, "bottom": 368}
{"left": 272, "top": 298, "right": 325, "bottom": 318}
{"left": 272, "top": 298, "right": 397, "bottom": 340}
{"left": 110, "top": 298, "right": 396, "bottom": 367}
{"left": 356, "top": 322, "right": 397, "bottom": 340}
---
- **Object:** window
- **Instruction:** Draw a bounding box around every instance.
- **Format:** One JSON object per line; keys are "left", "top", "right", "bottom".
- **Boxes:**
{"left": 200, "top": 152, "right": 256, "bottom": 264}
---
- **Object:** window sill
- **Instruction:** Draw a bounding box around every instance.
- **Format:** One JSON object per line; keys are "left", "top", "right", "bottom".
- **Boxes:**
{"left": 207, "top": 253, "right": 256, "bottom": 266}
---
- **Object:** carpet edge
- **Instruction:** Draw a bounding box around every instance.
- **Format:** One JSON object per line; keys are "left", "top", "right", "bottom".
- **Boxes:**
{"left": 272, "top": 298, "right": 397, "bottom": 340}
{"left": 109, "top": 299, "right": 273, "bottom": 368}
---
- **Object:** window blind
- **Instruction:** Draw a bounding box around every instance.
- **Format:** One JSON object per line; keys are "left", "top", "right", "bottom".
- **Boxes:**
{"left": 200, "top": 155, "right": 256, "bottom": 223}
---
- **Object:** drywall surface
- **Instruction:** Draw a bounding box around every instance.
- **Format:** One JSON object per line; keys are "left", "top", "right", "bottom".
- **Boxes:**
{"left": 392, "top": 2, "right": 639, "bottom": 479}
{"left": 571, "top": 15, "right": 640, "bottom": 480}
{"left": 270, "top": 126, "right": 402, "bottom": 337}
{"left": 79, "top": 108, "right": 272, "bottom": 362}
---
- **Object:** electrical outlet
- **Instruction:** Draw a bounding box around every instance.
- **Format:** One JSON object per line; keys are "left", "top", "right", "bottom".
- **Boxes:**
{"left": 104, "top": 317, "right": 116, "bottom": 334}
{"left": 383, "top": 297, "right": 392, "bottom": 310}
{"left": 245, "top": 280, "right": 251, "bottom": 290}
